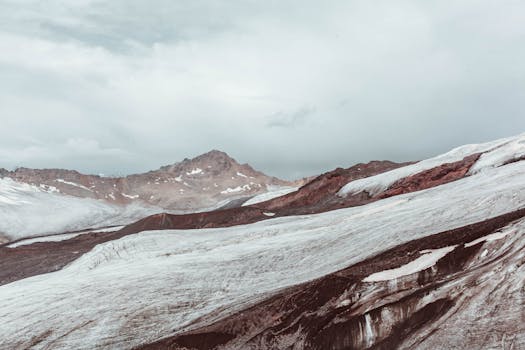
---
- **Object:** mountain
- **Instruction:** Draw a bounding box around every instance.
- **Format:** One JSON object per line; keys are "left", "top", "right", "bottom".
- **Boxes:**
{"left": 1, "top": 134, "right": 525, "bottom": 349}
{"left": 0, "top": 150, "right": 299, "bottom": 240}
{"left": 2, "top": 150, "right": 295, "bottom": 211}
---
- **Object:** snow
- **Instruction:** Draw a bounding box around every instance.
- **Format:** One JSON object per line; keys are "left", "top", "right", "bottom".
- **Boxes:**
{"left": 6, "top": 226, "right": 124, "bottom": 248}
{"left": 122, "top": 193, "right": 139, "bottom": 199}
{"left": 56, "top": 179, "right": 93, "bottom": 192}
{"left": 7, "top": 232, "right": 85, "bottom": 247}
{"left": 242, "top": 186, "right": 298, "bottom": 206}
{"left": 464, "top": 228, "right": 516, "bottom": 247}
{"left": 362, "top": 246, "right": 457, "bottom": 282}
{"left": 338, "top": 299, "right": 351, "bottom": 307}
{"left": 39, "top": 184, "right": 60, "bottom": 193}
{"left": 263, "top": 212, "right": 276, "bottom": 217}
{"left": 174, "top": 175, "right": 183, "bottom": 182}
{"left": 364, "top": 313, "right": 374, "bottom": 347}
{"left": 468, "top": 134, "right": 525, "bottom": 175}
{"left": 2, "top": 158, "right": 525, "bottom": 349}
{"left": 0, "top": 177, "right": 160, "bottom": 241}
{"left": 236, "top": 172, "right": 248, "bottom": 178}
{"left": 338, "top": 133, "right": 522, "bottom": 197}
{"left": 186, "top": 168, "right": 203, "bottom": 175}
{"left": 93, "top": 226, "right": 125, "bottom": 233}
{"left": 220, "top": 184, "right": 252, "bottom": 194}
{"left": 0, "top": 178, "right": 36, "bottom": 205}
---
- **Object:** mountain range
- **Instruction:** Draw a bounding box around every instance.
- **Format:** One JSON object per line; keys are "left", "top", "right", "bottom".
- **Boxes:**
{"left": 1, "top": 134, "right": 525, "bottom": 349}
{"left": 0, "top": 150, "right": 304, "bottom": 241}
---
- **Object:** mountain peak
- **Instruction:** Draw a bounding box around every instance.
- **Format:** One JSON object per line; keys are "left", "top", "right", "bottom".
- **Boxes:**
{"left": 194, "top": 149, "right": 236, "bottom": 162}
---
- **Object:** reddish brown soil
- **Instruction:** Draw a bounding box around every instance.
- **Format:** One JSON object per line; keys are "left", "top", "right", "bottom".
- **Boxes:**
{"left": 378, "top": 153, "right": 481, "bottom": 198}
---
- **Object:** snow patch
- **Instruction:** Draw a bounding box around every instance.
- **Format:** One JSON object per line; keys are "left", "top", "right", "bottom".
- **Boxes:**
{"left": 122, "top": 193, "right": 139, "bottom": 199}
{"left": 186, "top": 168, "right": 203, "bottom": 175}
{"left": 338, "top": 299, "right": 351, "bottom": 307}
{"left": 363, "top": 246, "right": 457, "bottom": 282}
{"left": 464, "top": 228, "right": 516, "bottom": 247}
{"left": 55, "top": 179, "right": 92, "bottom": 192}
{"left": 221, "top": 185, "right": 252, "bottom": 194}
{"left": 7, "top": 226, "right": 123, "bottom": 248}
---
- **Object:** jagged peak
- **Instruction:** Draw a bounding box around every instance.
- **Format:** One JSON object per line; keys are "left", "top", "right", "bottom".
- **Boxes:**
{"left": 158, "top": 150, "right": 241, "bottom": 173}
{"left": 192, "top": 149, "right": 237, "bottom": 162}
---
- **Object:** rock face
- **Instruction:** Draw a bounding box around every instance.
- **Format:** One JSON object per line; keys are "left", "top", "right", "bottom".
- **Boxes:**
{"left": 1, "top": 150, "right": 294, "bottom": 212}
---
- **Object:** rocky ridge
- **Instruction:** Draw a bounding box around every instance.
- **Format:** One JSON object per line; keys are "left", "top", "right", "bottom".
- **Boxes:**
{"left": 1, "top": 150, "right": 296, "bottom": 212}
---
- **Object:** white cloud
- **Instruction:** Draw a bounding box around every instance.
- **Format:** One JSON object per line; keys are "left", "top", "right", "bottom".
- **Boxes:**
{"left": 0, "top": 0, "right": 525, "bottom": 178}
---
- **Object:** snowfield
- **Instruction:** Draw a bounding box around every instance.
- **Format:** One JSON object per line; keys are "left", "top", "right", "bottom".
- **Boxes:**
{"left": 1, "top": 153, "right": 525, "bottom": 349}
{"left": 0, "top": 177, "right": 160, "bottom": 241}
{"left": 338, "top": 133, "right": 525, "bottom": 197}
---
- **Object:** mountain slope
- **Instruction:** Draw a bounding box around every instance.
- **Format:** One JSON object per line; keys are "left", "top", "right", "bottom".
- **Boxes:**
{"left": 0, "top": 150, "right": 297, "bottom": 241}
{"left": 0, "top": 177, "right": 160, "bottom": 241}
{"left": 1, "top": 134, "right": 525, "bottom": 349}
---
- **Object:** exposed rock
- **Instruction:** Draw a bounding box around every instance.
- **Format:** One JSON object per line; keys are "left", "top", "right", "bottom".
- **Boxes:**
{"left": 251, "top": 160, "right": 412, "bottom": 214}
{"left": 378, "top": 153, "right": 481, "bottom": 198}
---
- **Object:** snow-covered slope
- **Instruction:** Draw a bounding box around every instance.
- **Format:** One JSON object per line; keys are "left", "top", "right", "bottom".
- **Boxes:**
{"left": 1, "top": 142, "right": 525, "bottom": 349}
{"left": 338, "top": 133, "right": 524, "bottom": 197}
{"left": 0, "top": 177, "right": 159, "bottom": 241}
{"left": 2, "top": 134, "right": 525, "bottom": 349}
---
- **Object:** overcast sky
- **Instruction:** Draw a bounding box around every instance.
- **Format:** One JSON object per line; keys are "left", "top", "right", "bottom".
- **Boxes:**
{"left": 1, "top": 0, "right": 524, "bottom": 179}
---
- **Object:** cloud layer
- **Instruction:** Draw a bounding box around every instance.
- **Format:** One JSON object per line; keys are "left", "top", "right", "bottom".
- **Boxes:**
{"left": 1, "top": 0, "right": 525, "bottom": 179}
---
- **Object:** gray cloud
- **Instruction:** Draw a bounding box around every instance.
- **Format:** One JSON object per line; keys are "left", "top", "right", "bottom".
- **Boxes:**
{"left": 266, "top": 106, "right": 315, "bottom": 128}
{"left": 1, "top": 0, "right": 525, "bottom": 179}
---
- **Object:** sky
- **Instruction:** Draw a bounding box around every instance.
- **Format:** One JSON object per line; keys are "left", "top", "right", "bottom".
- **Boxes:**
{"left": 1, "top": 0, "right": 524, "bottom": 179}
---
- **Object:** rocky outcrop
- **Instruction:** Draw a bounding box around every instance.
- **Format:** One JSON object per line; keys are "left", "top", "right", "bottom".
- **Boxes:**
{"left": 139, "top": 208, "right": 525, "bottom": 350}
{"left": 378, "top": 153, "right": 481, "bottom": 198}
